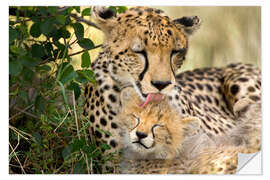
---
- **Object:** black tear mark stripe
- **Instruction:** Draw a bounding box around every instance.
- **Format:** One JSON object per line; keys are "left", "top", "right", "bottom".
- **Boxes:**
{"left": 138, "top": 50, "right": 149, "bottom": 81}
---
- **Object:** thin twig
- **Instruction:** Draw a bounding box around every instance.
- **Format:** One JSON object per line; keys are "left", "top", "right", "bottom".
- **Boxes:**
{"left": 9, "top": 125, "right": 33, "bottom": 141}
{"left": 9, "top": 143, "right": 26, "bottom": 174}
{"left": 54, "top": 109, "right": 71, "bottom": 132}
{"left": 13, "top": 106, "right": 40, "bottom": 120}
{"left": 68, "top": 44, "right": 102, "bottom": 57}
{"left": 70, "top": 13, "right": 100, "bottom": 30}
{"left": 9, "top": 104, "right": 34, "bottom": 121}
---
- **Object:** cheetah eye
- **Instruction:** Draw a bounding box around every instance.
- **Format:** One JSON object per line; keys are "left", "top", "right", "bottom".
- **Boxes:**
{"left": 170, "top": 48, "right": 187, "bottom": 59}
{"left": 132, "top": 49, "right": 147, "bottom": 57}
{"left": 151, "top": 124, "right": 164, "bottom": 138}
{"left": 131, "top": 114, "right": 140, "bottom": 130}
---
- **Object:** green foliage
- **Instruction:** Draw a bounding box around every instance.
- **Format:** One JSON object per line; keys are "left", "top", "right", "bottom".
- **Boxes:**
{"left": 9, "top": 6, "right": 127, "bottom": 174}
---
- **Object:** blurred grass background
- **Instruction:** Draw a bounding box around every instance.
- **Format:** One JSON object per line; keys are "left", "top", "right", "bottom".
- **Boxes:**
{"left": 73, "top": 6, "right": 261, "bottom": 72}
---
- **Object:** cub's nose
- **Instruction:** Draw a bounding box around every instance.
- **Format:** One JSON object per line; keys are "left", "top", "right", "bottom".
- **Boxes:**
{"left": 136, "top": 131, "right": 148, "bottom": 139}
{"left": 151, "top": 80, "right": 171, "bottom": 91}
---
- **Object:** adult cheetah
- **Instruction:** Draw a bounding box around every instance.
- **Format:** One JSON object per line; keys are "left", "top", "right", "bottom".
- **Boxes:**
{"left": 83, "top": 6, "right": 261, "bottom": 173}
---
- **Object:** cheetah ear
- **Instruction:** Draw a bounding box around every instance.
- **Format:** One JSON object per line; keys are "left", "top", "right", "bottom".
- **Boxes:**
{"left": 173, "top": 16, "right": 201, "bottom": 35}
{"left": 92, "top": 6, "right": 117, "bottom": 34}
{"left": 182, "top": 117, "right": 201, "bottom": 136}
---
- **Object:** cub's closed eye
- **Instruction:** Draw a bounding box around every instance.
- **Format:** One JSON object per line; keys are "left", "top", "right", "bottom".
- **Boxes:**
{"left": 131, "top": 114, "right": 140, "bottom": 130}
{"left": 151, "top": 124, "right": 164, "bottom": 138}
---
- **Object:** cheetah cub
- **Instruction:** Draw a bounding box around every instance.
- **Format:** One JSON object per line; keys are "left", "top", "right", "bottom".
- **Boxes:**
{"left": 117, "top": 87, "right": 242, "bottom": 174}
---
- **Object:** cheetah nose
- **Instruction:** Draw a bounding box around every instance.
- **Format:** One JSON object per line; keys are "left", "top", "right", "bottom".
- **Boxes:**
{"left": 151, "top": 80, "right": 171, "bottom": 91}
{"left": 136, "top": 131, "right": 148, "bottom": 139}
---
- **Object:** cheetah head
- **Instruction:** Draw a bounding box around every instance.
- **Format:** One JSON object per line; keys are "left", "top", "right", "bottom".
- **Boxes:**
{"left": 92, "top": 6, "right": 201, "bottom": 103}
{"left": 118, "top": 87, "right": 200, "bottom": 159}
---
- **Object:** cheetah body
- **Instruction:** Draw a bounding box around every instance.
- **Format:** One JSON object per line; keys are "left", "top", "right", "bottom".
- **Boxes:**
{"left": 83, "top": 6, "right": 261, "bottom": 173}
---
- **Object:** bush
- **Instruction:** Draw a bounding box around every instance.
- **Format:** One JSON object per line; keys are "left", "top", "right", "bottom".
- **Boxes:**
{"left": 9, "top": 6, "right": 127, "bottom": 174}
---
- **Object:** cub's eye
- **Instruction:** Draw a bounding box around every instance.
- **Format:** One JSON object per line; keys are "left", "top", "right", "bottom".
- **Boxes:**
{"left": 131, "top": 114, "right": 140, "bottom": 130}
{"left": 151, "top": 124, "right": 164, "bottom": 138}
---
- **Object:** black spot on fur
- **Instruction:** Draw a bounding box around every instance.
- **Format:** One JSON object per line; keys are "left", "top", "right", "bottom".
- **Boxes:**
{"left": 108, "top": 94, "right": 117, "bottom": 103}
{"left": 95, "top": 101, "right": 100, "bottom": 107}
{"left": 205, "top": 84, "right": 213, "bottom": 92}
{"left": 95, "top": 130, "right": 102, "bottom": 138}
{"left": 110, "top": 140, "right": 117, "bottom": 148}
{"left": 100, "top": 117, "right": 107, "bottom": 126}
{"left": 90, "top": 105, "right": 94, "bottom": 110}
{"left": 249, "top": 95, "right": 260, "bottom": 102}
{"left": 202, "top": 119, "right": 212, "bottom": 130}
{"left": 205, "top": 95, "right": 212, "bottom": 103}
{"left": 96, "top": 110, "right": 100, "bottom": 116}
{"left": 109, "top": 110, "right": 117, "bottom": 116}
{"left": 167, "top": 29, "right": 172, "bottom": 35}
{"left": 248, "top": 86, "right": 255, "bottom": 92}
{"left": 90, "top": 115, "right": 95, "bottom": 123}
{"left": 230, "top": 84, "right": 239, "bottom": 95}
{"left": 238, "top": 77, "right": 249, "bottom": 82}
{"left": 111, "top": 122, "right": 118, "bottom": 129}
{"left": 214, "top": 97, "right": 219, "bottom": 106}
{"left": 196, "top": 83, "right": 203, "bottom": 90}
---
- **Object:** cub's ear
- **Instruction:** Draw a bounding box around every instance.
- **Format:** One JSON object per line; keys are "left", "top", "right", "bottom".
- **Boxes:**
{"left": 182, "top": 116, "right": 201, "bottom": 136}
{"left": 173, "top": 16, "right": 201, "bottom": 35}
{"left": 92, "top": 6, "right": 117, "bottom": 34}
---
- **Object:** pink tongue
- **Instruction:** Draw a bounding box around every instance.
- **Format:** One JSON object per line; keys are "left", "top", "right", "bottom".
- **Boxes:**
{"left": 139, "top": 93, "right": 164, "bottom": 107}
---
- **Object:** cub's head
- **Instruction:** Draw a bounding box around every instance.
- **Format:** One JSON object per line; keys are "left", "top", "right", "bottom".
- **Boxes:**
{"left": 92, "top": 6, "right": 200, "bottom": 101}
{"left": 118, "top": 88, "right": 200, "bottom": 159}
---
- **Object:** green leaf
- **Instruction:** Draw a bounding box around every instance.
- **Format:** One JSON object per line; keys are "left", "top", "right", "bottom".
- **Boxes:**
{"left": 33, "top": 132, "right": 42, "bottom": 146}
{"left": 47, "top": 6, "right": 58, "bottom": 14}
{"left": 59, "top": 27, "right": 71, "bottom": 39}
{"left": 9, "top": 26, "right": 18, "bottom": 44}
{"left": 82, "top": 8, "right": 91, "bottom": 16}
{"left": 75, "top": 69, "right": 96, "bottom": 84}
{"left": 109, "top": 6, "right": 117, "bottom": 15}
{"left": 73, "top": 6, "right": 80, "bottom": 13}
{"left": 30, "top": 22, "right": 41, "bottom": 38}
{"left": 81, "top": 51, "right": 91, "bottom": 68}
{"left": 73, "top": 162, "right": 85, "bottom": 174}
{"left": 55, "top": 15, "right": 66, "bottom": 25}
{"left": 100, "top": 143, "right": 111, "bottom": 151}
{"left": 72, "top": 138, "right": 86, "bottom": 152}
{"left": 82, "top": 144, "right": 96, "bottom": 154}
{"left": 72, "top": 23, "right": 84, "bottom": 41}
{"left": 31, "top": 44, "right": 45, "bottom": 58}
{"left": 35, "top": 94, "right": 45, "bottom": 113}
{"left": 9, "top": 60, "right": 22, "bottom": 76}
{"left": 59, "top": 64, "right": 77, "bottom": 84}
{"left": 22, "top": 67, "right": 34, "bottom": 82}
{"left": 40, "top": 19, "right": 54, "bottom": 36}
{"left": 36, "top": 65, "right": 51, "bottom": 72}
{"left": 57, "top": 80, "right": 69, "bottom": 107}
{"left": 18, "top": 90, "right": 28, "bottom": 103}
{"left": 78, "top": 38, "right": 95, "bottom": 50}
{"left": 68, "top": 82, "right": 81, "bottom": 100}
{"left": 20, "top": 56, "right": 40, "bottom": 67}
{"left": 117, "top": 6, "right": 128, "bottom": 13}
{"left": 62, "top": 144, "right": 72, "bottom": 160}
